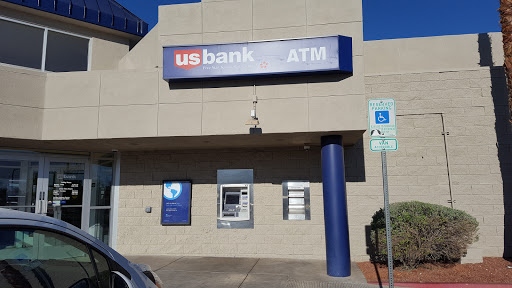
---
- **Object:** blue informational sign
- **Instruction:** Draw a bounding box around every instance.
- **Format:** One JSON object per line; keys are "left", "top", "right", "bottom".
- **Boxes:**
{"left": 375, "top": 111, "right": 390, "bottom": 124}
{"left": 161, "top": 181, "right": 191, "bottom": 225}
{"left": 163, "top": 35, "right": 352, "bottom": 81}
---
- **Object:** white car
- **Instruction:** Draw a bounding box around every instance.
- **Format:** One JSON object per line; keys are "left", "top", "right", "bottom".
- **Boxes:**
{"left": 0, "top": 208, "right": 162, "bottom": 288}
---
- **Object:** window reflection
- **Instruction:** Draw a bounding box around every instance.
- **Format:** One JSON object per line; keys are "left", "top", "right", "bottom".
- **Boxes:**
{"left": 90, "top": 156, "right": 114, "bottom": 245}
{"left": 0, "top": 18, "right": 89, "bottom": 72}
{"left": 45, "top": 31, "right": 89, "bottom": 72}
{"left": 0, "top": 19, "right": 44, "bottom": 69}
{"left": 0, "top": 228, "right": 104, "bottom": 288}
{"left": 0, "top": 160, "right": 38, "bottom": 212}
{"left": 89, "top": 209, "right": 110, "bottom": 245}
{"left": 91, "top": 160, "right": 112, "bottom": 207}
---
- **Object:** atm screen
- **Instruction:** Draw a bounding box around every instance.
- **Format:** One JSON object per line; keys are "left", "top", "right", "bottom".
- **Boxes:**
{"left": 225, "top": 194, "right": 240, "bottom": 204}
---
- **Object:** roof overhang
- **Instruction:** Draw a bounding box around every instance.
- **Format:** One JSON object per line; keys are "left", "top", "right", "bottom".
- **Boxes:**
{"left": 0, "top": 0, "right": 148, "bottom": 37}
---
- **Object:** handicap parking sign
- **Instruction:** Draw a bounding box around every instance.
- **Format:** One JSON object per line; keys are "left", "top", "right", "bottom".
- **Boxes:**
{"left": 375, "top": 111, "right": 390, "bottom": 124}
{"left": 369, "top": 99, "right": 396, "bottom": 137}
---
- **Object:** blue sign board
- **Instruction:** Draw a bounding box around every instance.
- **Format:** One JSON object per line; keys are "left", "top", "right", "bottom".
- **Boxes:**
{"left": 375, "top": 111, "right": 390, "bottom": 124}
{"left": 161, "top": 180, "right": 191, "bottom": 225}
{"left": 163, "top": 35, "right": 352, "bottom": 81}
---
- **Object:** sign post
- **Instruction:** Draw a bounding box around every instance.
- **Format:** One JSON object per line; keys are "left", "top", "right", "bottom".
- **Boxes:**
{"left": 381, "top": 150, "right": 393, "bottom": 288}
{"left": 369, "top": 99, "right": 396, "bottom": 288}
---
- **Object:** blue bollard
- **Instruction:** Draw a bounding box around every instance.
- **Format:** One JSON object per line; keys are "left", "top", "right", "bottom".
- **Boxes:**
{"left": 321, "top": 135, "right": 351, "bottom": 277}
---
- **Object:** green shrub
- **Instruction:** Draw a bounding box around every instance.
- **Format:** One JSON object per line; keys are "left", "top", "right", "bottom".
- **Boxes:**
{"left": 370, "top": 201, "right": 479, "bottom": 268}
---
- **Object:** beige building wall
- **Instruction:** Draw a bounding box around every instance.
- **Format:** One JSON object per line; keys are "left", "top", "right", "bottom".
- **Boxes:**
{"left": 362, "top": 66, "right": 508, "bottom": 261}
{"left": 116, "top": 32, "right": 510, "bottom": 262}
{"left": 116, "top": 67, "right": 508, "bottom": 262}
{"left": 112, "top": 0, "right": 369, "bottom": 260}
{"left": 2, "top": 0, "right": 366, "bottom": 142}
{"left": 360, "top": 32, "right": 509, "bottom": 260}
{"left": 116, "top": 148, "right": 327, "bottom": 258}
{"left": 0, "top": 2, "right": 139, "bottom": 141}
{"left": 1, "top": 0, "right": 509, "bottom": 263}
{"left": 0, "top": 65, "right": 45, "bottom": 139}
{"left": 365, "top": 33, "right": 504, "bottom": 75}
{"left": 114, "top": 0, "right": 367, "bottom": 139}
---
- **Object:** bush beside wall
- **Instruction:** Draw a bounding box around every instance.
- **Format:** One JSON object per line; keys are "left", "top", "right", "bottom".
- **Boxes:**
{"left": 370, "top": 201, "right": 479, "bottom": 268}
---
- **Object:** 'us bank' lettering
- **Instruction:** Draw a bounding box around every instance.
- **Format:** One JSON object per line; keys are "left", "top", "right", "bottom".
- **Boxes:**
{"left": 287, "top": 47, "right": 326, "bottom": 62}
{"left": 175, "top": 47, "right": 254, "bottom": 70}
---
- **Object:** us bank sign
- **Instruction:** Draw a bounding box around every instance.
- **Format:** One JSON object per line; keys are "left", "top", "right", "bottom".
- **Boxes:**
{"left": 163, "top": 35, "right": 352, "bottom": 81}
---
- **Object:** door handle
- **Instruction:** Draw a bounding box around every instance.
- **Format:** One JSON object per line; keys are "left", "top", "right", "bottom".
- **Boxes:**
{"left": 39, "top": 192, "right": 47, "bottom": 214}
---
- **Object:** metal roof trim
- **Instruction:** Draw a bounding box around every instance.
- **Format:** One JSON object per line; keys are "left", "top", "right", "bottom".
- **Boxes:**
{"left": 1, "top": 0, "right": 148, "bottom": 36}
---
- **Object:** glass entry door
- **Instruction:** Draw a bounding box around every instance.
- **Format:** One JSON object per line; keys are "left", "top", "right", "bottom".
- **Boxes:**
{"left": 43, "top": 158, "right": 90, "bottom": 229}
{"left": 0, "top": 152, "right": 112, "bottom": 245}
{"left": 0, "top": 157, "right": 41, "bottom": 213}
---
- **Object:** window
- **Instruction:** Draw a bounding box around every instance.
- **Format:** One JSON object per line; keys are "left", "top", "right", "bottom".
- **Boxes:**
{"left": 0, "top": 160, "right": 39, "bottom": 213}
{"left": 0, "top": 19, "right": 44, "bottom": 69}
{"left": 0, "top": 228, "right": 108, "bottom": 288}
{"left": 0, "top": 17, "right": 90, "bottom": 72}
{"left": 89, "top": 156, "right": 114, "bottom": 245}
{"left": 45, "top": 31, "right": 89, "bottom": 72}
{"left": 91, "top": 249, "right": 111, "bottom": 288}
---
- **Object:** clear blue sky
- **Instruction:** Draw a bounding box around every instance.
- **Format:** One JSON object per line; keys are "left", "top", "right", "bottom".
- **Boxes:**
{"left": 116, "top": 0, "right": 501, "bottom": 41}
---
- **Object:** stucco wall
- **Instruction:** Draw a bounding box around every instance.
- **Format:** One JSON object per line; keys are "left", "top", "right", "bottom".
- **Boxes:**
{"left": 114, "top": 31, "right": 511, "bottom": 261}
{"left": 0, "top": 65, "right": 45, "bottom": 139}
{"left": 365, "top": 33, "right": 504, "bottom": 75}
{"left": 112, "top": 0, "right": 367, "bottom": 139}
{"left": 2, "top": 0, "right": 366, "bottom": 142}
{"left": 0, "top": 2, "right": 135, "bottom": 141}
{"left": 1, "top": 0, "right": 509, "bottom": 263}
{"left": 116, "top": 64, "right": 510, "bottom": 261}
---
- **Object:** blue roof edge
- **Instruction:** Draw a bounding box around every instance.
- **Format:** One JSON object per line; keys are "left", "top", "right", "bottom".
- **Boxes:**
{"left": 1, "top": 0, "right": 148, "bottom": 37}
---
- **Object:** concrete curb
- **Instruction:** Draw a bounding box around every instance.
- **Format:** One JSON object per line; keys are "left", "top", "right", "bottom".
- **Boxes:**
{"left": 286, "top": 280, "right": 379, "bottom": 288}
{"left": 369, "top": 282, "right": 512, "bottom": 288}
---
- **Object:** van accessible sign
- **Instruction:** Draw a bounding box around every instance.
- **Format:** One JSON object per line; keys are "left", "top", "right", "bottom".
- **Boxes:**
{"left": 163, "top": 35, "right": 352, "bottom": 81}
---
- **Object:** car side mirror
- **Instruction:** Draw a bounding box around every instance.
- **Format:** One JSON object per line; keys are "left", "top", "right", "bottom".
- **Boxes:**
{"left": 111, "top": 271, "right": 131, "bottom": 288}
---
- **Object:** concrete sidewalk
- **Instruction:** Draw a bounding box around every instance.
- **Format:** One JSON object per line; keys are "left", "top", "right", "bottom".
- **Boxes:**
{"left": 126, "top": 255, "right": 380, "bottom": 288}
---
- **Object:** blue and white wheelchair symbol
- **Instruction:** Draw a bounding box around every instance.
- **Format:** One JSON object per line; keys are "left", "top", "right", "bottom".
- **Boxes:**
{"left": 164, "top": 182, "right": 182, "bottom": 200}
{"left": 375, "top": 111, "right": 390, "bottom": 124}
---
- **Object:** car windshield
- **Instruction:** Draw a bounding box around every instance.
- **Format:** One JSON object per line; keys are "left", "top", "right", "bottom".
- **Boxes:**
{"left": 0, "top": 228, "right": 104, "bottom": 288}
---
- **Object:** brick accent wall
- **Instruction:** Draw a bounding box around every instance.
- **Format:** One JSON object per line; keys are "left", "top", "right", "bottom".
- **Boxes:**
{"left": 116, "top": 67, "right": 511, "bottom": 261}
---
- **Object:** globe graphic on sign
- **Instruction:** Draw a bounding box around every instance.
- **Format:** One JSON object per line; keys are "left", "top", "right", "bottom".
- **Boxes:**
{"left": 164, "top": 182, "right": 182, "bottom": 200}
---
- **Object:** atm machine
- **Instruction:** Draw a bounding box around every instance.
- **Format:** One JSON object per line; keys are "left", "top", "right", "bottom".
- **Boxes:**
{"left": 219, "top": 184, "right": 250, "bottom": 221}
